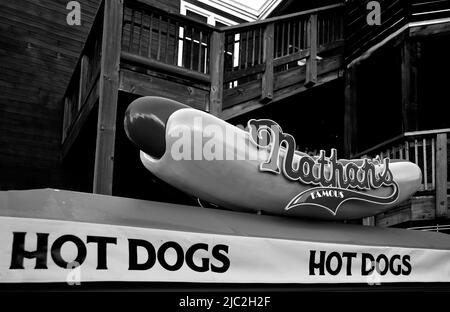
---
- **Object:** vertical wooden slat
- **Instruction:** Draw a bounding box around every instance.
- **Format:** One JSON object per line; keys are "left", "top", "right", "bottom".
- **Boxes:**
{"left": 190, "top": 27, "right": 194, "bottom": 70}
{"left": 148, "top": 13, "right": 153, "bottom": 58}
{"left": 209, "top": 31, "right": 224, "bottom": 116}
{"left": 174, "top": 21, "right": 179, "bottom": 65}
{"left": 405, "top": 140, "right": 410, "bottom": 160}
{"left": 181, "top": 25, "right": 187, "bottom": 67}
{"left": 306, "top": 14, "right": 317, "bottom": 87}
{"left": 261, "top": 23, "right": 274, "bottom": 103}
{"left": 423, "top": 138, "right": 428, "bottom": 190}
{"left": 129, "top": 9, "right": 135, "bottom": 52}
{"left": 298, "top": 20, "right": 302, "bottom": 50}
{"left": 94, "top": 0, "right": 123, "bottom": 195}
{"left": 245, "top": 31, "right": 249, "bottom": 68}
{"left": 138, "top": 11, "right": 143, "bottom": 55}
{"left": 432, "top": 137, "right": 435, "bottom": 189}
{"left": 198, "top": 31, "right": 203, "bottom": 72}
{"left": 252, "top": 29, "right": 256, "bottom": 66}
{"left": 363, "top": 216, "right": 375, "bottom": 226}
{"left": 238, "top": 32, "right": 243, "bottom": 69}
{"left": 165, "top": 17, "right": 170, "bottom": 63}
{"left": 259, "top": 27, "right": 263, "bottom": 64}
{"left": 399, "top": 144, "right": 404, "bottom": 159}
{"left": 414, "top": 139, "right": 419, "bottom": 165}
{"left": 436, "top": 133, "right": 448, "bottom": 218}
{"left": 157, "top": 15, "right": 162, "bottom": 60}
{"left": 287, "top": 21, "right": 291, "bottom": 55}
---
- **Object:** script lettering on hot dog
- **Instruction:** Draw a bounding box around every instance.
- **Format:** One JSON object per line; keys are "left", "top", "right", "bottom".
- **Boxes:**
{"left": 247, "top": 119, "right": 399, "bottom": 215}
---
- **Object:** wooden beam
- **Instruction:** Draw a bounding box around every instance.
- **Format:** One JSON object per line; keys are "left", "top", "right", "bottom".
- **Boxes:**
{"left": 436, "top": 133, "right": 448, "bottom": 218}
{"left": 305, "top": 14, "right": 317, "bottom": 87}
{"left": 121, "top": 51, "right": 210, "bottom": 84}
{"left": 261, "top": 23, "right": 274, "bottom": 103}
{"left": 401, "top": 39, "right": 419, "bottom": 132}
{"left": 209, "top": 31, "right": 224, "bottom": 116}
{"left": 93, "top": 0, "right": 123, "bottom": 195}
{"left": 344, "top": 65, "right": 358, "bottom": 158}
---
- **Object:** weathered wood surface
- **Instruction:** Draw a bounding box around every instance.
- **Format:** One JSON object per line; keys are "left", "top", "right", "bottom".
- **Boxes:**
{"left": 0, "top": 0, "right": 101, "bottom": 190}
{"left": 119, "top": 69, "right": 208, "bottom": 110}
{"left": 93, "top": 0, "right": 123, "bottom": 195}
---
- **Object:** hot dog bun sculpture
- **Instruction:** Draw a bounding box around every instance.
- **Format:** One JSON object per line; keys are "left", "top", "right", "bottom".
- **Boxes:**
{"left": 124, "top": 96, "right": 422, "bottom": 220}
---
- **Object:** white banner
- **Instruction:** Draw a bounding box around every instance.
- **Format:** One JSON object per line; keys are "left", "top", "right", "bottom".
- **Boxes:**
{"left": 1, "top": 216, "right": 450, "bottom": 284}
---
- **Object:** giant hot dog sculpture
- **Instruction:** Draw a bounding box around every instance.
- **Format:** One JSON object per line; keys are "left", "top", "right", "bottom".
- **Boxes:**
{"left": 124, "top": 96, "right": 422, "bottom": 220}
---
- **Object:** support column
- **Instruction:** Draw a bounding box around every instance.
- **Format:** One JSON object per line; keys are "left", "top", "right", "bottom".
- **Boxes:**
{"left": 261, "top": 23, "right": 274, "bottom": 102}
{"left": 209, "top": 31, "right": 225, "bottom": 116}
{"left": 93, "top": 0, "right": 123, "bottom": 195}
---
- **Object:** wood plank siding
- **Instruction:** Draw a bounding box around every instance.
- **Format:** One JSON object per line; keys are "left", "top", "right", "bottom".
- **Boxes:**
{"left": 0, "top": 0, "right": 180, "bottom": 190}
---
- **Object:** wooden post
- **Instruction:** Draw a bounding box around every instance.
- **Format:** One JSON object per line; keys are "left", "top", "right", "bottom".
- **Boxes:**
{"left": 363, "top": 216, "right": 375, "bottom": 226}
{"left": 401, "top": 39, "right": 419, "bottom": 132}
{"left": 261, "top": 23, "right": 274, "bottom": 103}
{"left": 209, "top": 31, "right": 225, "bottom": 116}
{"left": 436, "top": 133, "right": 448, "bottom": 218}
{"left": 93, "top": 0, "right": 123, "bottom": 195}
{"left": 306, "top": 14, "right": 317, "bottom": 87}
{"left": 344, "top": 65, "right": 358, "bottom": 158}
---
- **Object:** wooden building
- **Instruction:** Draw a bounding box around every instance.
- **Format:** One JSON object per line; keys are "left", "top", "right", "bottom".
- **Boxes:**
{"left": 0, "top": 0, "right": 449, "bottom": 230}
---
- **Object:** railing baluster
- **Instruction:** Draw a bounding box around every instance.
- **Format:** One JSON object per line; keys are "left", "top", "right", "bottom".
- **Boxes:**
{"left": 181, "top": 25, "right": 187, "bottom": 67}
{"left": 252, "top": 29, "right": 256, "bottom": 66}
{"left": 129, "top": 9, "right": 135, "bottom": 52}
{"left": 281, "top": 22, "right": 285, "bottom": 56}
{"left": 436, "top": 133, "right": 448, "bottom": 217}
{"left": 432, "top": 137, "right": 436, "bottom": 190}
{"left": 138, "top": 11, "right": 143, "bottom": 55}
{"left": 259, "top": 27, "right": 263, "bottom": 64}
{"left": 423, "top": 138, "right": 428, "bottom": 190}
{"left": 148, "top": 13, "right": 153, "bottom": 58}
{"left": 287, "top": 21, "right": 291, "bottom": 55}
{"left": 238, "top": 32, "right": 243, "bottom": 69}
{"left": 190, "top": 27, "right": 195, "bottom": 70}
{"left": 405, "top": 141, "right": 410, "bottom": 160}
{"left": 198, "top": 31, "right": 203, "bottom": 72}
{"left": 165, "top": 18, "right": 170, "bottom": 63}
{"left": 174, "top": 21, "right": 179, "bottom": 65}
{"left": 245, "top": 31, "right": 249, "bottom": 69}
{"left": 157, "top": 15, "right": 162, "bottom": 60}
{"left": 399, "top": 144, "right": 404, "bottom": 159}
{"left": 414, "top": 139, "right": 419, "bottom": 165}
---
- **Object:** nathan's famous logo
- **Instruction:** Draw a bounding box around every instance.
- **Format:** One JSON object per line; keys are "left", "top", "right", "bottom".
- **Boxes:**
{"left": 247, "top": 119, "right": 399, "bottom": 215}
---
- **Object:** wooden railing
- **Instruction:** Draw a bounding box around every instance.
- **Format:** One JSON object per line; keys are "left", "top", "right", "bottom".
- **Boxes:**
{"left": 61, "top": 0, "right": 344, "bottom": 147}
{"left": 121, "top": 1, "right": 214, "bottom": 75}
{"left": 354, "top": 129, "right": 449, "bottom": 217}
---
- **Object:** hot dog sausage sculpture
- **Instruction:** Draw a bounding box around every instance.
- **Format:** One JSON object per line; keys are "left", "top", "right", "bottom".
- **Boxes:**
{"left": 124, "top": 96, "right": 422, "bottom": 220}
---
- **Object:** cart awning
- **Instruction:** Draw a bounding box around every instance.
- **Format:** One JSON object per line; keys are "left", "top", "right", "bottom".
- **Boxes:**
{"left": 1, "top": 188, "right": 450, "bottom": 284}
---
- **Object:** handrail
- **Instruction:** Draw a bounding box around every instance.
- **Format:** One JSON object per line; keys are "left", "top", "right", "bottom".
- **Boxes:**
{"left": 217, "top": 3, "right": 345, "bottom": 32}
{"left": 121, "top": 51, "right": 210, "bottom": 83}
